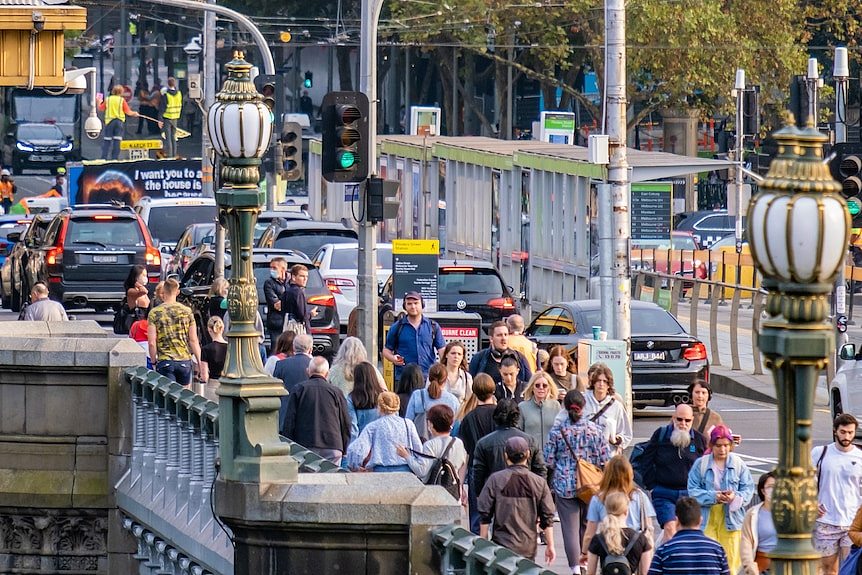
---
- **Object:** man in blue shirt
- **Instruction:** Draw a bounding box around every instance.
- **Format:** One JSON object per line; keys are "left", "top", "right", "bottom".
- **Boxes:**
{"left": 382, "top": 291, "right": 447, "bottom": 382}
{"left": 648, "top": 496, "right": 730, "bottom": 575}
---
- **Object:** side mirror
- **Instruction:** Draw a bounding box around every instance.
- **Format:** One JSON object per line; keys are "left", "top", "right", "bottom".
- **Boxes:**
{"left": 7, "top": 231, "right": 20, "bottom": 242}
{"left": 180, "top": 287, "right": 194, "bottom": 298}
{"left": 840, "top": 343, "right": 857, "bottom": 361}
{"left": 180, "top": 247, "right": 193, "bottom": 257}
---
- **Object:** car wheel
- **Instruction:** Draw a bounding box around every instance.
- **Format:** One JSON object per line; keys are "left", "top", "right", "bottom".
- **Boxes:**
{"left": 832, "top": 389, "right": 844, "bottom": 419}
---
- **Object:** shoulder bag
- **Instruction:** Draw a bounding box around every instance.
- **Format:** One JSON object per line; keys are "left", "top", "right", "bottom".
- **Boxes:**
{"left": 561, "top": 428, "right": 604, "bottom": 504}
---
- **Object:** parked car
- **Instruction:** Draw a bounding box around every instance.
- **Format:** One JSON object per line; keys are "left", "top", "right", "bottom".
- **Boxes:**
{"left": 379, "top": 259, "right": 519, "bottom": 341}
{"left": 830, "top": 343, "right": 862, "bottom": 433}
{"left": 0, "top": 215, "right": 32, "bottom": 267}
{"left": 17, "top": 204, "right": 160, "bottom": 311}
{"left": 675, "top": 210, "right": 744, "bottom": 249}
{"left": 256, "top": 219, "right": 358, "bottom": 256}
{"left": 7, "top": 122, "right": 74, "bottom": 174}
{"left": 179, "top": 248, "right": 340, "bottom": 355}
{"left": 312, "top": 242, "right": 393, "bottom": 330}
{"left": 165, "top": 222, "right": 216, "bottom": 278}
{"left": 2, "top": 213, "right": 53, "bottom": 311}
{"left": 525, "top": 299, "right": 709, "bottom": 408}
{"left": 134, "top": 196, "right": 217, "bottom": 252}
{"left": 255, "top": 210, "right": 311, "bottom": 243}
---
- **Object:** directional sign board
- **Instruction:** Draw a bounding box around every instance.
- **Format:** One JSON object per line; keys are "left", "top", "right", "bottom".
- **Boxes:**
{"left": 392, "top": 239, "right": 439, "bottom": 312}
{"left": 630, "top": 182, "right": 672, "bottom": 241}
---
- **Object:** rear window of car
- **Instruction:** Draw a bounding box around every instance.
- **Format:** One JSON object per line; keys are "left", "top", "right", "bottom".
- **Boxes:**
{"left": 580, "top": 307, "right": 684, "bottom": 336}
{"left": 273, "top": 230, "right": 358, "bottom": 257}
{"left": 330, "top": 246, "right": 392, "bottom": 269}
{"left": 67, "top": 218, "right": 144, "bottom": 247}
{"left": 147, "top": 205, "right": 217, "bottom": 245}
{"left": 438, "top": 268, "right": 506, "bottom": 302}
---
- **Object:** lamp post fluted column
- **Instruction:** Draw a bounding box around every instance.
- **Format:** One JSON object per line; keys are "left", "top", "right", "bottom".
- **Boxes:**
{"left": 208, "top": 52, "right": 296, "bottom": 484}
{"left": 748, "top": 116, "right": 849, "bottom": 575}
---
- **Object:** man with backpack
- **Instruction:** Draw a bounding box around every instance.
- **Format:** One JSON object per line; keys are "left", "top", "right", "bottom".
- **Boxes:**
{"left": 397, "top": 404, "right": 467, "bottom": 500}
{"left": 478, "top": 435, "right": 556, "bottom": 564}
{"left": 382, "top": 291, "right": 447, "bottom": 383}
{"left": 633, "top": 404, "right": 707, "bottom": 543}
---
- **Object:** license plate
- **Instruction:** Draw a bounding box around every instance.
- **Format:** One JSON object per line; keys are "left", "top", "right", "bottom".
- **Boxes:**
{"left": 634, "top": 351, "right": 665, "bottom": 361}
{"left": 30, "top": 154, "right": 61, "bottom": 162}
{"left": 92, "top": 255, "right": 117, "bottom": 263}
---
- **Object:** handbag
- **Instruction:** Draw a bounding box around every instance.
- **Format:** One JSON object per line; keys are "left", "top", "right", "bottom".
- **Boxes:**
{"left": 561, "top": 429, "right": 604, "bottom": 504}
{"left": 283, "top": 314, "right": 306, "bottom": 335}
{"left": 838, "top": 545, "right": 862, "bottom": 575}
{"left": 113, "top": 298, "right": 131, "bottom": 335}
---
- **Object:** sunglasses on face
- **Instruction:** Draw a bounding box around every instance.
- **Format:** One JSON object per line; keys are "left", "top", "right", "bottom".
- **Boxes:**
{"left": 675, "top": 417, "right": 693, "bottom": 423}
{"left": 534, "top": 384, "right": 548, "bottom": 388}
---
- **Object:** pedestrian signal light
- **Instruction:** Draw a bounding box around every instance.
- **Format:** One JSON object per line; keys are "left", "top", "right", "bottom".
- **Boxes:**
{"left": 321, "top": 91, "right": 369, "bottom": 183}
{"left": 280, "top": 31, "right": 292, "bottom": 43}
{"left": 304, "top": 71, "right": 313, "bottom": 89}
{"left": 280, "top": 121, "right": 303, "bottom": 182}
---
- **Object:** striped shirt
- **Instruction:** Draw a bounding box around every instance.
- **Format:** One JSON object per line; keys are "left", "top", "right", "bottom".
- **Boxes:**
{"left": 648, "top": 529, "right": 729, "bottom": 575}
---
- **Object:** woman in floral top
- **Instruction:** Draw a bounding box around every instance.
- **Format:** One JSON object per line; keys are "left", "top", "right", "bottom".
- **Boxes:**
{"left": 345, "top": 391, "right": 422, "bottom": 472}
{"left": 544, "top": 389, "right": 612, "bottom": 575}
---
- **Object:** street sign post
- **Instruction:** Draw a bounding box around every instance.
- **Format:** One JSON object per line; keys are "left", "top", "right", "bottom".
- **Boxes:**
{"left": 392, "top": 239, "right": 439, "bottom": 312}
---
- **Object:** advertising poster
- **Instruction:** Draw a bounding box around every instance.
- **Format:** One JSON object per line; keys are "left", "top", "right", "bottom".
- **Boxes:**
{"left": 392, "top": 239, "right": 439, "bottom": 312}
{"left": 68, "top": 159, "right": 204, "bottom": 206}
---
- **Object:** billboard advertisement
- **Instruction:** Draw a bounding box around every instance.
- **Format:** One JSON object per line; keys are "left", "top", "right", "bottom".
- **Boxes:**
{"left": 67, "top": 159, "right": 204, "bottom": 206}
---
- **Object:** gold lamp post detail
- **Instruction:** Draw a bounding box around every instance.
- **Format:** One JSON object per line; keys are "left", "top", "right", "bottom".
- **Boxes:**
{"left": 207, "top": 52, "right": 296, "bottom": 484}
{"left": 747, "top": 116, "right": 849, "bottom": 575}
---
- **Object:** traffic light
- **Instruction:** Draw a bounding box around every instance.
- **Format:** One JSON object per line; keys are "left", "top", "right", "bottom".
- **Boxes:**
{"left": 280, "top": 121, "right": 303, "bottom": 181}
{"left": 253, "top": 73, "right": 285, "bottom": 132}
{"left": 829, "top": 142, "right": 862, "bottom": 227}
{"left": 743, "top": 86, "right": 759, "bottom": 138}
{"left": 304, "top": 71, "right": 313, "bottom": 89}
{"left": 321, "top": 91, "right": 369, "bottom": 183}
{"left": 366, "top": 177, "right": 400, "bottom": 223}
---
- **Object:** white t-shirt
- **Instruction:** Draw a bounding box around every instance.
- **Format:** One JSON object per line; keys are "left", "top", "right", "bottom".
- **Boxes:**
{"left": 812, "top": 443, "right": 862, "bottom": 527}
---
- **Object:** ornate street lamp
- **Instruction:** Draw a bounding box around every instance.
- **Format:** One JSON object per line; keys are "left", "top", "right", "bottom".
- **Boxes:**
{"left": 748, "top": 116, "right": 849, "bottom": 574}
{"left": 207, "top": 52, "right": 296, "bottom": 483}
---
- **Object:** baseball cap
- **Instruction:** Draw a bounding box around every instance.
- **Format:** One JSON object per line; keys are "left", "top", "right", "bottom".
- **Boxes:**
{"left": 1, "top": 169, "right": 10, "bottom": 176}
{"left": 504, "top": 436, "right": 530, "bottom": 460}
{"left": 403, "top": 291, "right": 422, "bottom": 301}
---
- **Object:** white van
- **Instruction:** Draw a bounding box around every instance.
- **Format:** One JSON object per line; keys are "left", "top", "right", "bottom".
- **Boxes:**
{"left": 134, "top": 196, "right": 217, "bottom": 251}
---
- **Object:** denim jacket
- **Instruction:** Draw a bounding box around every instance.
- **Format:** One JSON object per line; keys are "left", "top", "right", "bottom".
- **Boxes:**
{"left": 687, "top": 452, "right": 755, "bottom": 531}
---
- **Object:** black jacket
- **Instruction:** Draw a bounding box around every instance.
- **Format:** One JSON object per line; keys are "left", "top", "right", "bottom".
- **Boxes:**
{"left": 263, "top": 276, "right": 287, "bottom": 332}
{"left": 281, "top": 281, "right": 311, "bottom": 332}
{"left": 469, "top": 347, "right": 532, "bottom": 384}
{"left": 641, "top": 424, "right": 707, "bottom": 490}
{"left": 281, "top": 375, "right": 351, "bottom": 452}
{"left": 471, "top": 426, "right": 546, "bottom": 496}
{"left": 458, "top": 403, "right": 497, "bottom": 461}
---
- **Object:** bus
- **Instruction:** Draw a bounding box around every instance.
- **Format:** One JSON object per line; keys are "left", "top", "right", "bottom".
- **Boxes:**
{"left": 0, "top": 88, "right": 83, "bottom": 170}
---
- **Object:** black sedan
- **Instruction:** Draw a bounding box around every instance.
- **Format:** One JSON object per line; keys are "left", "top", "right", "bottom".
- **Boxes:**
{"left": 525, "top": 299, "right": 708, "bottom": 408}
{"left": 178, "top": 248, "right": 340, "bottom": 356}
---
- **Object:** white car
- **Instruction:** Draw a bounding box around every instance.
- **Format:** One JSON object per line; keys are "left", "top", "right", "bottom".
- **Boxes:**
{"left": 830, "top": 343, "right": 862, "bottom": 429}
{"left": 312, "top": 242, "right": 393, "bottom": 328}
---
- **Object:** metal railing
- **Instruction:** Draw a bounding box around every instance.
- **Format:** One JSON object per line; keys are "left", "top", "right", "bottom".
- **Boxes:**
{"left": 432, "top": 525, "right": 556, "bottom": 574}
{"left": 116, "top": 367, "right": 344, "bottom": 575}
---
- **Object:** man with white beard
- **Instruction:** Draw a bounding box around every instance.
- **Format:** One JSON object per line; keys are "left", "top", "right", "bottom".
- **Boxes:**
{"left": 639, "top": 403, "right": 708, "bottom": 542}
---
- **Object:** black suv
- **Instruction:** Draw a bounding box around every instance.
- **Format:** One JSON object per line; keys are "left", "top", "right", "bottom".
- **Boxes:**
{"left": 256, "top": 219, "right": 358, "bottom": 257}
{"left": 19, "top": 204, "right": 161, "bottom": 311}
{"left": 179, "top": 248, "right": 340, "bottom": 355}
{"left": 380, "top": 259, "right": 518, "bottom": 342}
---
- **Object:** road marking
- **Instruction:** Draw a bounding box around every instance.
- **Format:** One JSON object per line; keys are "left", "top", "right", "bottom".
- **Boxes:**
{"left": 718, "top": 408, "right": 775, "bottom": 413}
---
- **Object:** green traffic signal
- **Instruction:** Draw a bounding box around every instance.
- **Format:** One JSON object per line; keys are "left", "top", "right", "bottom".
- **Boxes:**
{"left": 337, "top": 150, "right": 356, "bottom": 169}
{"left": 848, "top": 198, "right": 862, "bottom": 216}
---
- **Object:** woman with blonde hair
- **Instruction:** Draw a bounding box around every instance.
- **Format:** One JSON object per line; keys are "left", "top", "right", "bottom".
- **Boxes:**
{"left": 582, "top": 456, "right": 656, "bottom": 570}
{"left": 586, "top": 492, "right": 652, "bottom": 575}
{"left": 439, "top": 340, "right": 472, "bottom": 403}
{"left": 208, "top": 277, "right": 229, "bottom": 320}
{"left": 518, "top": 371, "right": 561, "bottom": 448}
{"left": 328, "top": 336, "right": 385, "bottom": 395}
{"left": 199, "top": 315, "right": 227, "bottom": 384}
{"left": 345, "top": 391, "right": 422, "bottom": 472}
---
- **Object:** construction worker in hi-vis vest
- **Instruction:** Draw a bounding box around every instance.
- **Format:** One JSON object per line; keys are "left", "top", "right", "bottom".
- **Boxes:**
{"left": 98, "top": 85, "right": 139, "bottom": 161}
{"left": 159, "top": 77, "right": 183, "bottom": 158}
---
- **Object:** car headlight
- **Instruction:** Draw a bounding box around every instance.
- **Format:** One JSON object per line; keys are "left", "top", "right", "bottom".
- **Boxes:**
{"left": 59, "top": 141, "right": 73, "bottom": 152}
{"left": 16, "top": 142, "right": 33, "bottom": 152}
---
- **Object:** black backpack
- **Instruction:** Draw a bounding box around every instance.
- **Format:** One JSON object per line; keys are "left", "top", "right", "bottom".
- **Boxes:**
{"left": 412, "top": 437, "right": 460, "bottom": 500}
{"left": 599, "top": 531, "right": 641, "bottom": 575}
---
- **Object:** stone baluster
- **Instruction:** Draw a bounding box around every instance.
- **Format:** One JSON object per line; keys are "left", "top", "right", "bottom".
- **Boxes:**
{"left": 163, "top": 384, "right": 183, "bottom": 514}
{"left": 151, "top": 383, "right": 170, "bottom": 506}
{"left": 140, "top": 378, "right": 158, "bottom": 502}
{"left": 187, "top": 401, "right": 208, "bottom": 524}
{"left": 130, "top": 375, "right": 146, "bottom": 489}
{"left": 175, "top": 392, "right": 198, "bottom": 516}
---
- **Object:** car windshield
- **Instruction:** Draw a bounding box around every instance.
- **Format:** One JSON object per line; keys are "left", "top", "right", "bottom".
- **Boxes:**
{"left": 147, "top": 205, "right": 216, "bottom": 245}
{"left": 632, "top": 235, "right": 698, "bottom": 250}
{"left": 273, "top": 230, "right": 358, "bottom": 256}
{"left": 330, "top": 246, "right": 392, "bottom": 269}
{"left": 438, "top": 268, "right": 506, "bottom": 304}
{"left": 14, "top": 94, "right": 77, "bottom": 124}
{"left": 580, "top": 308, "right": 685, "bottom": 336}
{"left": 18, "top": 124, "right": 63, "bottom": 141}
{"left": 67, "top": 218, "right": 144, "bottom": 247}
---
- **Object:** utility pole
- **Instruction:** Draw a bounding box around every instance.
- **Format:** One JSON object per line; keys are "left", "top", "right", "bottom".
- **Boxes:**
{"left": 733, "top": 68, "right": 745, "bottom": 259}
{"left": 203, "top": 3, "right": 223, "bottom": 277}
{"left": 834, "top": 47, "right": 850, "bottom": 339}
{"left": 358, "top": 0, "right": 385, "bottom": 359}
{"left": 605, "top": 0, "right": 632, "bottom": 416}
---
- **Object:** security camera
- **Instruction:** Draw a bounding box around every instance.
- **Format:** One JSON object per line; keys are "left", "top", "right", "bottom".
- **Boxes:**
{"left": 84, "top": 114, "right": 102, "bottom": 139}
{"left": 32, "top": 11, "right": 44, "bottom": 33}
{"left": 184, "top": 35, "right": 202, "bottom": 57}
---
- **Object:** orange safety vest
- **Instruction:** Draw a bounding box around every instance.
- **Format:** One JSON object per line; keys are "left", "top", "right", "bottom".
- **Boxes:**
{"left": 0, "top": 180, "right": 14, "bottom": 200}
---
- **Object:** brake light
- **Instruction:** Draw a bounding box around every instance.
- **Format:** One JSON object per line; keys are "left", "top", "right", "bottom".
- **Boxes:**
{"left": 683, "top": 342, "right": 708, "bottom": 361}
{"left": 441, "top": 266, "right": 474, "bottom": 272}
{"left": 325, "top": 278, "right": 355, "bottom": 294}
{"left": 146, "top": 246, "right": 161, "bottom": 266}
{"left": 487, "top": 297, "right": 516, "bottom": 310}
{"left": 93, "top": 215, "right": 114, "bottom": 220}
{"left": 307, "top": 294, "right": 336, "bottom": 307}
{"left": 46, "top": 247, "right": 62, "bottom": 266}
